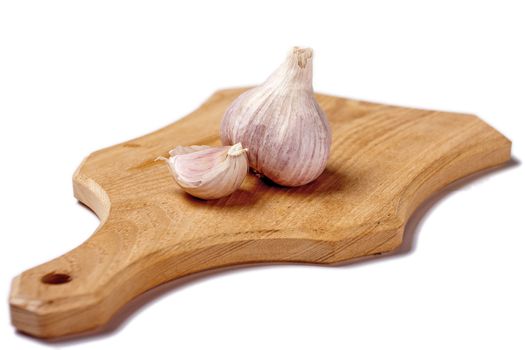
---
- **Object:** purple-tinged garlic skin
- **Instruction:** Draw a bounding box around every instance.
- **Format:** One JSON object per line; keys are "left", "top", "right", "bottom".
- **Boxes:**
{"left": 158, "top": 143, "right": 248, "bottom": 200}
{"left": 220, "top": 47, "right": 331, "bottom": 187}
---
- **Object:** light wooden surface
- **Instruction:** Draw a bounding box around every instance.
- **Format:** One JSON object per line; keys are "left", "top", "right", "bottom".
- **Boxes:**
{"left": 9, "top": 88, "right": 511, "bottom": 339}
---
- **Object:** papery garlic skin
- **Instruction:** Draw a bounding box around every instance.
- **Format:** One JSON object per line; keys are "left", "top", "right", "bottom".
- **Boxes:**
{"left": 220, "top": 47, "right": 331, "bottom": 187}
{"left": 158, "top": 143, "right": 248, "bottom": 200}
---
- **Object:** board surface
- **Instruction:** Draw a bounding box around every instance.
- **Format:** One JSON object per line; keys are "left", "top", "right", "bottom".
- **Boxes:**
{"left": 9, "top": 88, "right": 511, "bottom": 338}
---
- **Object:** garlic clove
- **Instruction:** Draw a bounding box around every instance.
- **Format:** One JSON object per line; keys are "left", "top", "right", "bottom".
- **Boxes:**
{"left": 220, "top": 47, "right": 331, "bottom": 187}
{"left": 158, "top": 143, "right": 249, "bottom": 200}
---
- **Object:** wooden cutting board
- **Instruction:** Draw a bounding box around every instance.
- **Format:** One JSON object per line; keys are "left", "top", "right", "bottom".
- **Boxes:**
{"left": 10, "top": 88, "right": 511, "bottom": 339}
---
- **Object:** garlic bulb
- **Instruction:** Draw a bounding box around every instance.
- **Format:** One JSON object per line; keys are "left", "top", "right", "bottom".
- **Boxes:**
{"left": 220, "top": 47, "right": 331, "bottom": 187}
{"left": 157, "top": 143, "right": 248, "bottom": 200}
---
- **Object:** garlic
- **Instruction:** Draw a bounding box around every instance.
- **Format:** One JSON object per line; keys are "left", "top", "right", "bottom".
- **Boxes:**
{"left": 220, "top": 47, "right": 332, "bottom": 187}
{"left": 157, "top": 143, "right": 248, "bottom": 200}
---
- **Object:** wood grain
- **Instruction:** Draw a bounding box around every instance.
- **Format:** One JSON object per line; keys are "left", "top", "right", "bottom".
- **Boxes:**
{"left": 9, "top": 88, "right": 511, "bottom": 338}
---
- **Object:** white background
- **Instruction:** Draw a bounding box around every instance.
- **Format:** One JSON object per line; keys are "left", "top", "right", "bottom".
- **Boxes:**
{"left": 1, "top": 1, "right": 524, "bottom": 349}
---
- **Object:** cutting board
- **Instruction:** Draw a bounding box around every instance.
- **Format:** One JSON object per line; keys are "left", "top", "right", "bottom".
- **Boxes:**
{"left": 9, "top": 88, "right": 511, "bottom": 339}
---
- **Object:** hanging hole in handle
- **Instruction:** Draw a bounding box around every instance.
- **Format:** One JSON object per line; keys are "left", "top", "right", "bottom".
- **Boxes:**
{"left": 41, "top": 272, "right": 72, "bottom": 285}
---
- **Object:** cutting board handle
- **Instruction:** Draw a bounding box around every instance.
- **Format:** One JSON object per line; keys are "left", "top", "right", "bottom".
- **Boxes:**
{"left": 10, "top": 169, "right": 119, "bottom": 337}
